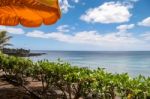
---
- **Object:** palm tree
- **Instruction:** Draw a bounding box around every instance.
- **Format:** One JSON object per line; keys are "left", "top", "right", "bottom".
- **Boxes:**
{"left": 0, "top": 31, "right": 13, "bottom": 50}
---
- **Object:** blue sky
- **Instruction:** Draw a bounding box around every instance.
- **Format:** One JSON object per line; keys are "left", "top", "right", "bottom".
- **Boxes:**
{"left": 1, "top": 0, "right": 150, "bottom": 51}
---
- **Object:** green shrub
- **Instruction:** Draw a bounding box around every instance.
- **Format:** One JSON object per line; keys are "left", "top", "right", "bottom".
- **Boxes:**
{"left": 0, "top": 52, "right": 150, "bottom": 99}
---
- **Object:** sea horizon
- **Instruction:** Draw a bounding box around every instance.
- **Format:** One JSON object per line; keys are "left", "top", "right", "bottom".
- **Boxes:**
{"left": 29, "top": 50, "right": 150, "bottom": 77}
{"left": 30, "top": 50, "right": 150, "bottom": 53}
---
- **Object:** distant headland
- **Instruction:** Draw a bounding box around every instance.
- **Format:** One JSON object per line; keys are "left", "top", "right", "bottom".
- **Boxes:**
{"left": 2, "top": 48, "right": 46, "bottom": 57}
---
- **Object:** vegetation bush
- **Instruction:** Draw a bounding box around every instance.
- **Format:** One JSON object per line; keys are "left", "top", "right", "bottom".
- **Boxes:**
{"left": 0, "top": 52, "right": 150, "bottom": 99}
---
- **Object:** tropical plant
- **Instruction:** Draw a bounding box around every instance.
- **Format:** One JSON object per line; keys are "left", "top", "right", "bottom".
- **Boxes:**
{"left": 0, "top": 31, "right": 12, "bottom": 50}
{"left": 1, "top": 52, "right": 150, "bottom": 99}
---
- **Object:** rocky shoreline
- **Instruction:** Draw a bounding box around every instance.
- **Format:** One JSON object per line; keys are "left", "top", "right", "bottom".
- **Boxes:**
{"left": 2, "top": 48, "right": 46, "bottom": 57}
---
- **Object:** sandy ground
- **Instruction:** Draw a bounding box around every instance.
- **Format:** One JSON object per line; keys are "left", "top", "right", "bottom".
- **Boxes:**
{"left": 0, "top": 70, "right": 30, "bottom": 99}
{"left": 0, "top": 79, "right": 27, "bottom": 99}
{"left": 0, "top": 71, "right": 62, "bottom": 99}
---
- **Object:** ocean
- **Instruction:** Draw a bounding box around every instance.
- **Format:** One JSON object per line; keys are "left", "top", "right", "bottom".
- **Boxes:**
{"left": 29, "top": 51, "right": 150, "bottom": 77}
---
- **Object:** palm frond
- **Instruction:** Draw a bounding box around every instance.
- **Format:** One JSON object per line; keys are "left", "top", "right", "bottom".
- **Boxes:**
{"left": 0, "top": 31, "right": 13, "bottom": 48}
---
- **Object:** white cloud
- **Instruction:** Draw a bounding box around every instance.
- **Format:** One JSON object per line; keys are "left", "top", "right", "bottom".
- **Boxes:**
{"left": 0, "top": 26, "right": 25, "bottom": 34}
{"left": 80, "top": 2, "right": 132, "bottom": 24}
{"left": 116, "top": 24, "right": 135, "bottom": 32}
{"left": 138, "top": 17, "right": 150, "bottom": 27}
{"left": 26, "top": 30, "right": 148, "bottom": 50}
{"left": 59, "top": 0, "right": 72, "bottom": 13}
{"left": 74, "top": 0, "right": 79, "bottom": 3}
{"left": 70, "top": 31, "right": 141, "bottom": 45}
{"left": 140, "top": 32, "right": 150, "bottom": 40}
{"left": 26, "top": 30, "right": 48, "bottom": 38}
{"left": 56, "top": 25, "right": 70, "bottom": 32}
{"left": 128, "top": 0, "right": 139, "bottom": 2}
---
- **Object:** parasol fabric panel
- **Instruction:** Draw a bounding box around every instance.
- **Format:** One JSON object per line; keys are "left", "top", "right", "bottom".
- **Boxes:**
{"left": 0, "top": 0, "right": 61, "bottom": 27}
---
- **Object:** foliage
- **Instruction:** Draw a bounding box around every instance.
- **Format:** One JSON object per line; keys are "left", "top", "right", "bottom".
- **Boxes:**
{"left": 0, "top": 52, "right": 150, "bottom": 99}
{"left": 0, "top": 31, "right": 12, "bottom": 49}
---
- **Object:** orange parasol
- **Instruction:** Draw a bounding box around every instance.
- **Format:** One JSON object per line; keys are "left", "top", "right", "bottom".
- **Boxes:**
{"left": 0, "top": 0, "right": 61, "bottom": 27}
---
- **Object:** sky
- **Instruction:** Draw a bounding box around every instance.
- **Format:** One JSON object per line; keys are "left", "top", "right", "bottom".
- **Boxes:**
{"left": 1, "top": 0, "right": 150, "bottom": 51}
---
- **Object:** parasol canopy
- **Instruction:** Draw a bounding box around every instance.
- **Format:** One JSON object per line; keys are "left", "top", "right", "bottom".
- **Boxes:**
{"left": 0, "top": 0, "right": 61, "bottom": 27}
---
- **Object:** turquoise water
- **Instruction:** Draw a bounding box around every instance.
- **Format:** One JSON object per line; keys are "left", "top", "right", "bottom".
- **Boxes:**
{"left": 29, "top": 51, "right": 150, "bottom": 77}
